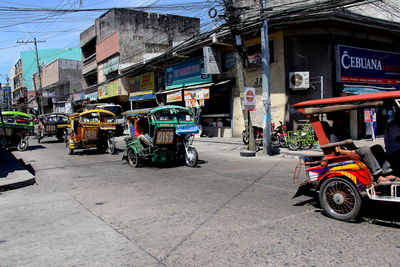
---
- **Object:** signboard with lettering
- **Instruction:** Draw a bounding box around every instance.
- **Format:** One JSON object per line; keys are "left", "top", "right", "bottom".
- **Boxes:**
{"left": 336, "top": 45, "right": 400, "bottom": 85}
{"left": 98, "top": 80, "right": 119, "bottom": 99}
{"left": 128, "top": 72, "right": 155, "bottom": 93}
{"left": 165, "top": 58, "right": 212, "bottom": 90}
{"left": 166, "top": 90, "right": 182, "bottom": 103}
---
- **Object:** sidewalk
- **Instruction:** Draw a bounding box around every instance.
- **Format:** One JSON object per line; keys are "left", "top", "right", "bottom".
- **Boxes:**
{"left": 0, "top": 150, "right": 35, "bottom": 191}
{"left": 194, "top": 136, "right": 386, "bottom": 158}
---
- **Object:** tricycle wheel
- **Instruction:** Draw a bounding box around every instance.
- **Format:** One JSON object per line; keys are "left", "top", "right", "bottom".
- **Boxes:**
{"left": 107, "top": 137, "right": 115, "bottom": 154}
{"left": 127, "top": 148, "right": 139, "bottom": 168}
{"left": 288, "top": 138, "right": 301, "bottom": 151}
{"left": 319, "top": 177, "right": 361, "bottom": 221}
{"left": 17, "top": 138, "right": 28, "bottom": 151}
{"left": 185, "top": 146, "right": 198, "bottom": 167}
{"left": 67, "top": 142, "right": 74, "bottom": 155}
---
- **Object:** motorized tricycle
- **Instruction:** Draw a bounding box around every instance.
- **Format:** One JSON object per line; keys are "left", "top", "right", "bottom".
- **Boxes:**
{"left": 123, "top": 105, "right": 199, "bottom": 167}
{"left": 0, "top": 111, "right": 34, "bottom": 151}
{"left": 36, "top": 113, "right": 70, "bottom": 143}
{"left": 293, "top": 91, "right": 400, "bottom": 221}
{"left": 66, "top": 109, "right": 116, "bottom": 155}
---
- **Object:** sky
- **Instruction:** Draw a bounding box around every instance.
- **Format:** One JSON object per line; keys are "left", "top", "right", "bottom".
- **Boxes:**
{"left": 0, "top": 0, "right": 217, "bottom": 84}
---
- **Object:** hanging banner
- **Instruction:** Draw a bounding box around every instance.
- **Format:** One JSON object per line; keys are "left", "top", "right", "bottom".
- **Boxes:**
{"left": 166, "top": 90, "right": 182, "bottom": 103}
{"left": 184, "top": 88, "right": 210, "bottom": 101}
{"left": 128, "top": 72, "right": 155, "bottom": 93}
{"left": 98, "top": 80, "right": 119, "bottom": 99}
{"left": 243, "top": 87, "right": 256, "bottom": 111}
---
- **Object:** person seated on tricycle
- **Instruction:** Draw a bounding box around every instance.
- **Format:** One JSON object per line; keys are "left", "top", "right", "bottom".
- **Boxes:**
{"left": 328, "top": 112, "right": 399, "bottom": 185}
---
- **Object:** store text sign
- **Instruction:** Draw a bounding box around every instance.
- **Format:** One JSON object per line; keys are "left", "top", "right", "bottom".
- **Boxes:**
{"left": 165, "top": 58, "right": 212, "bottom": 90}
{"left": 336, "top": 45, "right": 400, "bottom": 85}
{"left": 128, "top": 72, "right": 155, "bottom": 93}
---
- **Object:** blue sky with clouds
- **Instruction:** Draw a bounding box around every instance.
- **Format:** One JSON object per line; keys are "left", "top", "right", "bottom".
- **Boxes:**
{"left": 0, "top": 0, "right": 214, "bottom": 84}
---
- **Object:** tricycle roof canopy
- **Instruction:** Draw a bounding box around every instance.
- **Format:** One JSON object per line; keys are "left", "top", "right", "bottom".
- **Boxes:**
{"left": 294, "top": 91, "right": 400, "bottom": 114}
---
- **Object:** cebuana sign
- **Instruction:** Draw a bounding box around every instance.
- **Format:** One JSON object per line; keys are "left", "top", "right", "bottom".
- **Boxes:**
{"left": 336, "top": 45, "right": 400, "bottom": 85}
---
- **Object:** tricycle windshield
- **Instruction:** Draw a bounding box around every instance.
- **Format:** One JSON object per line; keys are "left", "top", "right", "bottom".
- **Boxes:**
{"left": 81, "top": 113, "right": 99, "bottom": 123}
{"left": 100, "top": 113, "right": 115, "bottom": 123}
{"left": 176, "top": 111, "right": 194, "bottom": 122}
{"left": 154, "top": 109, "right": 175, "bottom": 121}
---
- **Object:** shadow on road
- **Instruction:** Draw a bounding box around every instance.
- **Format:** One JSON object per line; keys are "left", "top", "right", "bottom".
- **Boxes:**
{"left": 27, "top": 145, "right": 46, "bottom": 151}
{"left": 293, "top": 195, "right": 400, "bottom": 227}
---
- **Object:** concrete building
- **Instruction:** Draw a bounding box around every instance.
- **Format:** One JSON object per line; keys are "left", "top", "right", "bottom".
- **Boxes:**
{"left": 80, "top": 8, "right": 200, "bottom": 109}
{"left": 33, "top": 59, "right": 82, "bottom": 113}
{"left": 0, "top": 83, "right": 12, "bottom": 111}
{"left": 10, "top": 48, "right": 81, "bottom": 111}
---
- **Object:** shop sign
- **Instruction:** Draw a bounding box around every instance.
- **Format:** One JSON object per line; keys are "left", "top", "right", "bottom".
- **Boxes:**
{"left": 98, "top": 80, "right": 119, "bottom": 99}
{"left": 203, "top": 46, "right": 221, "bottom": 74}
{"left": 73, "top": 92, "right": 85, "bottom": 101}
{"left": 184, "top": 88, "right": 210, "bottom": 101}
{"left": 336, "top": 45, "right": 400, "bottom": 85}
{"left": 86, "top": 92, "right": 98, "bottom": 101}
{"left": 128, "top": 72, "right": 155, "bottom": 92}
{"left": 166, "top": 90, "right": 182, "bottom": 103}
{"left": 165, "top": 58, "right": 212, "bottom": 90}
{"left": 243, "top": 87, "right": 256, "bottom": 111}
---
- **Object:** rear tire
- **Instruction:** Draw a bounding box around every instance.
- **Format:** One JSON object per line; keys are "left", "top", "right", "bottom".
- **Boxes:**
{"left": 67, "top": 142, "right": 74, "bottom": 155}
{"left": 127, "top": 148, "right": 139, "bottom": 168}
{"left": 107, "top": 137, "right": 115, "bottom": 154}
{"left": 17, "top": 139, "right": 28, "bottom": 151}
{"left": 319, "top": 177, "right": 361, "bottom": 221}
{"left": 185, "top": 146, "right": 198, "bottom": 167}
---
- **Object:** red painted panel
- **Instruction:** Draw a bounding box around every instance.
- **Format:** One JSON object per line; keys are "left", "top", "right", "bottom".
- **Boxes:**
{"left": 96, "top": 32, "right": 119, "bottom": 63}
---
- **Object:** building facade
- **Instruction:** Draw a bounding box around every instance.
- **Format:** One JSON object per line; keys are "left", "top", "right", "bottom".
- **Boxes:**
{"left": 80, "top": 8, "right": 200, "bottom": 109}
{"left": 10, "top": 48, "right": 81, "bottom": 112}
{"left": 33, "top": 59, "right": 82, "bottom": 113}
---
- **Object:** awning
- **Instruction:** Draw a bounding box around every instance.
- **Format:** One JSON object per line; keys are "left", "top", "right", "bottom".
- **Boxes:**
{"left": 156, "top": 82, "right": 215, "bottom": 95}
{"left": 129, "top": 93, "right": 156, "bottom": 102}
{"left": 343, "top": 85, "right": 397, "bottom": 95}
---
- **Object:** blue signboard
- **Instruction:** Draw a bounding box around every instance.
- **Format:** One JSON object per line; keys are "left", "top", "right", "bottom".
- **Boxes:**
{"left": 336, "top": 45, "right": 400, "bottom": 85}
{"left": 165, "top": 57, "right": 212, "bottom": 90}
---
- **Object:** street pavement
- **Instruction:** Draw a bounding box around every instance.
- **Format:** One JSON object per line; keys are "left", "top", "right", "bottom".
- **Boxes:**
{"left": 0, "top": 135, "right": 399, "bottom": 266}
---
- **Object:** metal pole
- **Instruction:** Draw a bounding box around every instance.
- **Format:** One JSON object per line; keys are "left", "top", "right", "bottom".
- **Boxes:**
{"left": 260, "top": 0, "right": 272, "bottom": 155}
{"left": 320, "top": 76, "right": 324, "bottom": 99}
{"left": 0, "top": 83, "right": 8, "bottom": 149}
{"left": 33, "top": 38, "right": 45, "bottom": 115}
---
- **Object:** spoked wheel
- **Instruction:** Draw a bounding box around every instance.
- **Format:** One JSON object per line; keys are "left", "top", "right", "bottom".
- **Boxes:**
{"left": 319, "top": 177, "right": 361, "bottom": 221}
{"left": 17, "top": 138, "right": 28, "bottom": 151}
{"left": 288, "top": 138, "right": 301, "bottom": 150}
{"left": 185, "top": 146, "right": 198, "bottom": 167}
{"left": 107, "top": 137, "right": 115, "bottom": 154}
{"left": 127, "top": 148, "right": 139, "bottom": 168}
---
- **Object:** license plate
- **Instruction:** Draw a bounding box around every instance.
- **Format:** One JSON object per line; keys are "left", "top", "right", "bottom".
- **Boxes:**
{"left": 156, "top": 131, "right": 174, "bottom": 144}
{"left": 84, "top": 128, "right": 98, "bottom": 140}
{"left": 46, "top": 125, "right": 56, "bottom": 132}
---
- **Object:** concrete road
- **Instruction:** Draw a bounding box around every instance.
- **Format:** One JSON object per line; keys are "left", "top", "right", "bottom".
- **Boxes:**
{"left": 1, "top": 136, "right": 399, "bottom": 266}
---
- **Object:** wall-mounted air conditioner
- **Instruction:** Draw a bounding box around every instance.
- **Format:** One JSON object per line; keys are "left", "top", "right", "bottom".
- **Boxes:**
{"left": 289, "top": 71, "right": 310, "bottom": 90}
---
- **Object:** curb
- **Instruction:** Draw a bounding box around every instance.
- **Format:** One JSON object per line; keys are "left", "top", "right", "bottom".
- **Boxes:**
{"left": 0, "top": 151, "right": 36, "bottom": 192}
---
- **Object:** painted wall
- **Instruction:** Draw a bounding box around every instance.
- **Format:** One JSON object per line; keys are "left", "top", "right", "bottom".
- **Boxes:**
{"left": 232, "top": 31, "right": 286, "bottom": 137}
{"left": 20, "top": 48, "right": 82, "bottom": 91}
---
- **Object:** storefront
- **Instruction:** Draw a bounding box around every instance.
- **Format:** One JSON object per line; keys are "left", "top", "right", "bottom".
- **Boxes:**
{"left": 336, "top": 45, "right": 400, "bottom": 139}
{"left": 160, "top": 57, "right": 233, "bottom": 137}
{"left": 127, "top": 72, "right": 157, "bottom": 109}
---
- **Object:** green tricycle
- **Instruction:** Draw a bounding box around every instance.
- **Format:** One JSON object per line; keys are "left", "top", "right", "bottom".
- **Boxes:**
{"left": 123, "top": 105, "right": 199, "bottom": 167}
{"left": 0, "top": 111, "right": 34, "bottom": 151}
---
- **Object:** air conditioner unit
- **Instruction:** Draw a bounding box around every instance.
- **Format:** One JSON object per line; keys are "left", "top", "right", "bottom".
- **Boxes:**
{"left": 289, "top": 71, "right": 310, "bottom": 90}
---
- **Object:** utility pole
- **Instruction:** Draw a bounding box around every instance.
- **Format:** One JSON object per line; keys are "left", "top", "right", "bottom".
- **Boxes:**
{"left": 259, "top": 0, "right": 272, "bottom": 155}
{"left": 222, "top": 0, "right": 256, "bottom": 152}
{"left": 17, "top": 38, "right": 46, "bottom": 115}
